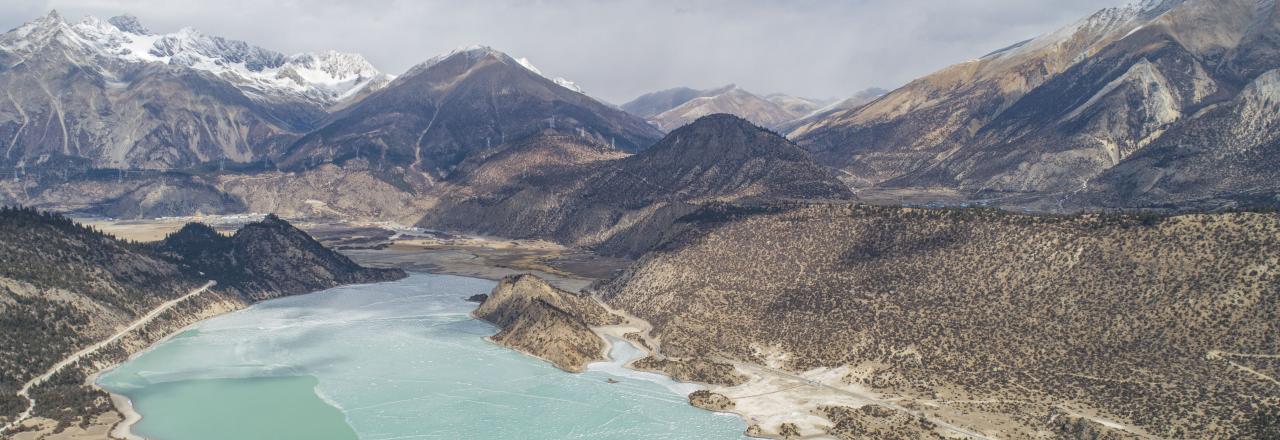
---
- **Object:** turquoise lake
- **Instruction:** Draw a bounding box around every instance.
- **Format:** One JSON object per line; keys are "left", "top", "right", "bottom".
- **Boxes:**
{"left": 97, "top": 273, "right": 748, "bottom": 440}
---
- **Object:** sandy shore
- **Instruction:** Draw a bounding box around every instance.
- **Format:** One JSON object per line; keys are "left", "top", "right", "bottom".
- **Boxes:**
{"left": 106, "top": 394, "right": 143, "bottom": 440}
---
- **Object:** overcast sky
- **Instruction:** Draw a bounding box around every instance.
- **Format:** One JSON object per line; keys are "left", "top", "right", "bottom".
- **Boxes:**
{"left": 1, "top": 0, "right": 1126, "bottom": 104}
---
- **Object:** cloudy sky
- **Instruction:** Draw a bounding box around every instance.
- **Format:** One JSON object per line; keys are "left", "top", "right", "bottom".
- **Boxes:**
{"left": 1, "top": 0, "right": 1126, "bottom": 104}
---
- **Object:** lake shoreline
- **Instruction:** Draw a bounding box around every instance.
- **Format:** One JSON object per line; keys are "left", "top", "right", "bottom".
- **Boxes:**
{"left": 94, "top": 272, "right": 749, "bottom": 440}
{"left": 93, "top": 300, "right": 254, "bottom": 440}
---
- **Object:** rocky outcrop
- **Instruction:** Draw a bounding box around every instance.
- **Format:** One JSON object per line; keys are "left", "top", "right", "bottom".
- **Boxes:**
{"left": 472, "top": 274, "right": 619, "bottom": 372}
{"left": 630, "top": 356, "right": 745, "bottom": 386}
{"left": 688, "top": 390, "right": 735, "bottom": 411}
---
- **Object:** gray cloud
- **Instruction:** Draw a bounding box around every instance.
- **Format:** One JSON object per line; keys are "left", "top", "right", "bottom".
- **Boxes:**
{"left": 2, "top": 0, "right": 1124, "bottom": 104}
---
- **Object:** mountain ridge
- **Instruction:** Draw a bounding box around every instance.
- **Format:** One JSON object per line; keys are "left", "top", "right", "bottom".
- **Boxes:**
{"left": 281, "top": 45, "right": 662, "bottom": 181}
{"left": 789, "top": 0, "right": 1280, "bottom": 211}
{"left": 624, "top": 85, "right": 832, "bottom": 131}
{"left": 418, "top": 114, "right": 853, "bottom": 257}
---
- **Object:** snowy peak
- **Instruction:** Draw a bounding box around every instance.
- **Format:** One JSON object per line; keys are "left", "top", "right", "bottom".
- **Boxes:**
{"left": 0, "top": 11, "right": 385, "bottom": 105}
{"left": 401, "top": 45, "right": 585, "bottom": 94}
{"left": 515, "top": 57, "right": 584, "bottom": 94}
{"left": 985, "top": 0, "right": 1184, "bottom": 61}
{"left": 149, "top": 27, "right": 286, "bottom": 72}
{"left": 289, "top": 50, "right": 380, "bottom": 81}
{"left": 0, "top": 10, "right": 69, "bottom": 53}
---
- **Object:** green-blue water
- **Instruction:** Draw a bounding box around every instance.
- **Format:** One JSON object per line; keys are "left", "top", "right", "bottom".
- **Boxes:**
{"left": 98, "top": 273, "right": 747, "bottom": 440}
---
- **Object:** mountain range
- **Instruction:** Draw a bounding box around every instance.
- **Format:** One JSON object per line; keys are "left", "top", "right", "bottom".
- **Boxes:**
{"left": 1, "top": 2, "right": 1280, "bottom": 438}
{"left": 0, "top": 11, "right": 388, "bottom": 170}
{"left": 787, "top": 0, "right": 1280, "bottom": 211}
{"left": 0, "top": 13, "right": 656, "bottom": 177}
{"left": 283, "top": 46, "right": 661, "bottom": 181}
{"left": 4, "top": 0, "right": 1274, "bottom": 220}
{"left": 419, "top": 114, "right": 852, "bottom": 257}
{"left": 621, "top": 84, "right": 839, "bottom": 131}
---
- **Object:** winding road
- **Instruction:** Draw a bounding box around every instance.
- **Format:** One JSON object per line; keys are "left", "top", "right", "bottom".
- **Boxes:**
{"left": 0, "top": 281, "right": 216, "bottom": 435}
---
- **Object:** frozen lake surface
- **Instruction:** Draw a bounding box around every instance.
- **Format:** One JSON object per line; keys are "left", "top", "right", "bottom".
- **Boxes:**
{"left": 98, "top": 273, "right": 747, "bottom": 440}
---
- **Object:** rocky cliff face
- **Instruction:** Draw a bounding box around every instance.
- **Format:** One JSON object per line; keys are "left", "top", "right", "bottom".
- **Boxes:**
{"left": 419, "top": 114, "right": 853, "bottom": 257}
{"left": 791, "top": 0, "right": 1280, "bottom": 211}
{"left": 0, "top": 207, "right": 403, "bottom": 426}
{"left": 472, "top": 274, "right": 619, "bottom": 372}
{"left": 600, "top": 204, "right": 1280, "bottom": 438}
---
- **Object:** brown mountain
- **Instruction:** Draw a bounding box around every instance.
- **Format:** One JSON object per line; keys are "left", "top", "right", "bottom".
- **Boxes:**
{"left": 418, "top": 114, "right": 853, "bottom": 256}
{"left": 629, "top": 85, "right": 822, "bottom": 131}
{"left": 790, "top": 0, "right": 1280, "bottom": 211}
{"left": 472, "top": 274, "right": 620, "bottom": 372}
{"left": 282, "top": 46, "right": 663, "bottom": 181}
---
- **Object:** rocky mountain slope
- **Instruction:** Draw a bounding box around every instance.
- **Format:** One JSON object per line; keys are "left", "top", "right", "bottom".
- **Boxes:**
{"left": 0, "top": 12, "right": 388, "bottom": 170}
{"left": 625, "top": 85, "right": 828, "bottom": 131}
{"left": 620, "top": 86, "right": 722, "bottom": 118}
{"left": 472, "top": 274, "right": 619, "bottom": 372}
{"left": 418, "top": 115, "right": 853, "bottom": 257}
{"left": 775, "top": 87, "right": 887, "bottom": 134}
{"left": 0, "top": 207, "right": 402, "bottom": 430}
{"left": 790, "top": 0, "right": 1280, "bottom": 211}
{"left": 600, "top": 204, "right": 1280, "bottom": 438}
{"left": 282, "top": 46, "right": 662, "bottom": 181}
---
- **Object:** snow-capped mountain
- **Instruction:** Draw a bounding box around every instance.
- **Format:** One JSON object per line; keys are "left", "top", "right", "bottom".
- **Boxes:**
{"left": 789, "top": 0, "right": 1280, "bottom": 210}
{"left": 283, "top": 45, "right": 661, "bottom": 178}
{"left": 1, "top": 12, "right": 389, "bottom": 106}
{"left": 397, "top": 45, "right": 585, "bottom": 94}
{"left": 0, "top": 11, "right": 391, "bottom": 169}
